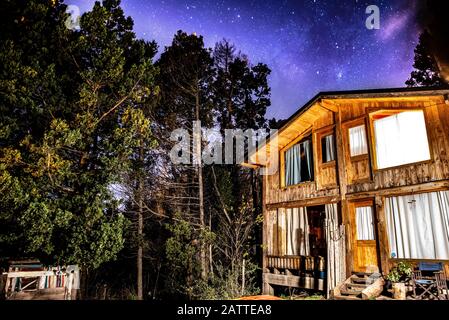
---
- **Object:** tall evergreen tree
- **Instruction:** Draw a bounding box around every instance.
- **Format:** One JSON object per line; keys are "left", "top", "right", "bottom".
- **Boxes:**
{"left": 155, "top": 31, "right": 215, "bottom": 286}
{"left": 0, "top": 0, "right": 158, "bottom": 299}
{"left": 406, "top": 31, "right": 444, "bottom": 87}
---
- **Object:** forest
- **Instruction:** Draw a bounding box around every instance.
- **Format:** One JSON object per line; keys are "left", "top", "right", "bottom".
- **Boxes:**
{"left": 0, "top": 0, "right": 446, "bottom": 300}
{"left": 0, "top": 0, "right": 275, "bottom": 300}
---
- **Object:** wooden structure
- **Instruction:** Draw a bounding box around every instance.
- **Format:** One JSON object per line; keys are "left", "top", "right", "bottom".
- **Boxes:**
{"left": 1, "top": 260, "right": 80, "bottom": 300}
{"left": 245, "top": 87, "right": 449, "bottom": 297}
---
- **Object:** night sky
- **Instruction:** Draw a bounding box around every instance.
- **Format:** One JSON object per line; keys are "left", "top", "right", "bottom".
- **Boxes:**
{"left": 69, "top": 0, "right": 421, "bottom": 119}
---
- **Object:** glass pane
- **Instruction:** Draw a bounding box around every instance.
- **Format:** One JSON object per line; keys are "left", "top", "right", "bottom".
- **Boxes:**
{"left": 349, "top": 125, "right": 368, "bottom": 156}
{"left": 321, "top": 134, "right": 335, "bottom": 163}
{"left": 285, "top": 137, "right": 314, "bottom": 186}
{"left": 356, "top": 206, "right": 375, "bottom": 240}
{"left": 374, "top": 110, "right": 430, "bottom": 169}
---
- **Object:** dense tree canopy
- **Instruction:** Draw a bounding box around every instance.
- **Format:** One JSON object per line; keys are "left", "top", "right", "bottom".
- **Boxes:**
{"left": 0, "top": 0, "right": 158, "bottom": 270}
{"left": 0, "top": 0, "right": 271, "bottom": 299}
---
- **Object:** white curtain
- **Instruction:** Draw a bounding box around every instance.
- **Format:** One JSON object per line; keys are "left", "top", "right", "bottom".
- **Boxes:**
{"left": 286, "top": 207, "right": 310, "bottom": 256}
{"left": 285, "top": 144, "right": 301, "bottom": 186}
{"left": 385, "top": 191, "right": 449, "bottom": 260}
{"left": 356, "top": 206, "right": 375, "bottom": 240}
{"left": 325, "top": 203, "right": 346, "bottom": 298}
{"left": 374, "top": 110, "right": 430, "bottom": 169}
{"left": 302, "top": 140, "right": 313, "bottom": 181}
{"left": 349, "top": 124, "right": 368, "bottom": 156}
{"left": 323, "top": 134, "right": 335, "bottom": 162}
{"left": 285, "top": 139, "right": 313, "bottom": 186}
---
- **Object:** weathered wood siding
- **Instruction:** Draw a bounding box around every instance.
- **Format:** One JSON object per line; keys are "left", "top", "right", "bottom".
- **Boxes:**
{"left": 265, "top": 97, "right": 449, "bottom": 206}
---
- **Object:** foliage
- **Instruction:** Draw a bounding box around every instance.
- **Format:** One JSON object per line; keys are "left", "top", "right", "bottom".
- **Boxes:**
{"left": 192, "top": 261, "right": 260, "bottom": 300}
{"left": 406, "top": 31, "right": 444, "bottom": 87}
{"left": 163, "top": 214, "right": 214, "bottom": 298}
{"left": 0, "top": 0, "right": 270, "bottom": 300}
{"left": 0, "top": 0, "right": 157, "bottom": 270}
{"left": 386, "top": 262, "right": 413, "bottom": 283}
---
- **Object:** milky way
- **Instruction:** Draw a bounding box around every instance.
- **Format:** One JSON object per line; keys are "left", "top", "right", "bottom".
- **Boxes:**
{"left": 69, "top": 0, "right": 421, "bottom": 119}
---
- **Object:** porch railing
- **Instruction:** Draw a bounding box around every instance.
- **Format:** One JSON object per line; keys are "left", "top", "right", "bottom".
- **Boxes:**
{"left": 266, "top": 255, "right": 301, "bottom": 270}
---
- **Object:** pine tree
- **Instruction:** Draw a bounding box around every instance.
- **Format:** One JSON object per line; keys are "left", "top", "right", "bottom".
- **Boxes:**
{"left": 406, "top": 31, "right": 444, "bottom": 87}
{"left": 155, "top": 31, "right": 215, "bottom": 286}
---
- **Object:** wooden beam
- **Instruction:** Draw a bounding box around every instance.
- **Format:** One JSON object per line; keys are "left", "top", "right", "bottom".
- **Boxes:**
{"left": 4, "top": 271, "right": 56, "bottom": 278}
{"left": 263, "top": 273, "right": 302, "bottom": 288}
{"left": 346, "top": 180, "right": 449, "bottom": 200}
{"left": 319, "top": 100, "right": 338, "bottom": 112}
{"left": 266, "top": 194, "right": 340, "bottom": 210}
{"left": 240, "top": 162, "right": 259, "bottom": 169}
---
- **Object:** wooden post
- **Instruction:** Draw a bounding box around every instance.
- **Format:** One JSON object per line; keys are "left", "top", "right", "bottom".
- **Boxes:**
{"left": 335, "top": 108, "right": 352, "bottom": 277}
{"left": 262, "top": 274, "right": 275, "bottom": 295}
{"left": 375, "top": 195, "right": 391, "bottom": 275}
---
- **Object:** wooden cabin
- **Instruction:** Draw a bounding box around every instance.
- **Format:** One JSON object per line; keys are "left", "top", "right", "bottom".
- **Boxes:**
{"left": 245, "top": 87, "right": 449, "bottom": 297}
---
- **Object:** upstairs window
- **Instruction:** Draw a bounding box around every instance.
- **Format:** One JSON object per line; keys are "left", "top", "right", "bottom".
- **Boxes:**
{"left": 372, "top": 110, "right": 430, "bottom": 169}
{"left": 349, "top": 125, "right": 368, "bottom": 157}
{"left": 321, "top": 134, "right": 336, "bottom": 163}
{"left": 285, "top": 136, "right": 314, "bottom": 186}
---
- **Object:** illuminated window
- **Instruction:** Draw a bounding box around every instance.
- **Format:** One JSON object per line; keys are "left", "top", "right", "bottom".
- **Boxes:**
{"left": 349, "top": 125, "right": 368, "bottom": 157}
{"left": 373, "top": 110, "right": 430, "bottom": 169}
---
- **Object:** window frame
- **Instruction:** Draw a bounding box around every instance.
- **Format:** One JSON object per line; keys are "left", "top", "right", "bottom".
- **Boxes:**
{"left": 318, "top": 129, "right": 337, "bottom": 167}
{"left": 348, "top": 123, "right": 369, "bottom": 159}
{"left": 280, "top": 131, "right": 315, "bottom": 188}
{"left": 367, "top": 108, "right": 433, "bottom": 171}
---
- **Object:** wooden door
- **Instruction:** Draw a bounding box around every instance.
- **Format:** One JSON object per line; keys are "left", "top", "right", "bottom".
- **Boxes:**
{"left": 350, "top": 200, "right": 379, "bottom": 273}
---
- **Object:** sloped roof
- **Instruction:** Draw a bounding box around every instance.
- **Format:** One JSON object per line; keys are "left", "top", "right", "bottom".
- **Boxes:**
{"left": 245, "top": 86, "right": 449, "bottom": 167}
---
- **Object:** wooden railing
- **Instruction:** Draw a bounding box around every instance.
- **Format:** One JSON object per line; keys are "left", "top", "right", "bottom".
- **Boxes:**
{"left": 266, "top": 255, "right": 301, "bottom": 270}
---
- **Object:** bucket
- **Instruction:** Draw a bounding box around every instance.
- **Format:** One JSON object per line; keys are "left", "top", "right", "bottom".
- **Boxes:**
{"left": 316, "top": 256, "right": 325, "bottom": 271}
{"left": 303, "top": 276, "right": 315, "bottom": 289}
{"left": 317, "top": 278, "right": 325, "bottom": 291}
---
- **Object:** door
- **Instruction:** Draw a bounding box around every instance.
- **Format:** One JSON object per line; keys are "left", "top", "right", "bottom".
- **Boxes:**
{"left": 350, "top": 200, "right": 379, "bottom": 273}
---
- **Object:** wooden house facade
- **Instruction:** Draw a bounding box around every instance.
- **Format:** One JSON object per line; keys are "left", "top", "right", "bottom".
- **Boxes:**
{"left": 246, "top": 88, "right": 449, "bottom": 297}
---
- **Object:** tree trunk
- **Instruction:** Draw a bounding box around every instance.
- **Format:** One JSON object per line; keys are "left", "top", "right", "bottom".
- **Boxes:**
{"left": 195, "top": 89, "right": 207, "bottom": 281}
{"left": 79, "top": 267, "right": 89, "bottom": 300}
{"left": 137, "top": 144, "right": 144, "bottom": 300}
{"left": 241, "top": 258, "right": 246, "bottom": 296}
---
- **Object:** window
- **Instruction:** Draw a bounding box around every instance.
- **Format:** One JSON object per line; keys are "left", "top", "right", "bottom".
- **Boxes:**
{"left": 385, "top": 191, "right": 449, "bottom": 260}
{"left": 373, "top": 110, "right": 430, "bottom": 169}
{"left": 321, "top": 134, "right": 336, "bottom": 163}
{"left": 284, "top": 136, "right": 314, "bottom": 186}
{"left": 356, "top": 206, "right": 375, "bottom": 240}
{"left": 349, "top": 125, "right": 368, "bottom": 157}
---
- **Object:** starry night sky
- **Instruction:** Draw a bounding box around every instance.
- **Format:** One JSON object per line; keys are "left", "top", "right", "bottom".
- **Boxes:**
{"left": 69, "top": 0, "right": 421, "bottom": 119}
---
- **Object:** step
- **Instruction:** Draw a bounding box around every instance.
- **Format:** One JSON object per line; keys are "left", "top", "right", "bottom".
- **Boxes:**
{"left": 333, "top": 295, "right": 362, "bottom": 300}
{"left": 352, "top": 272, "right": 372, "bottom": 277}
{"left": 340, "top": 289, "right": 362, "bottom": 296}
{"left": 346, "top": 283, "right": 368, "bottom": 289}
{"left": 351, "top": 277, "right": 368, "bottom": 284}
